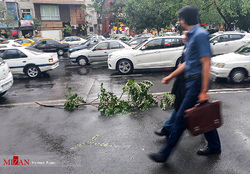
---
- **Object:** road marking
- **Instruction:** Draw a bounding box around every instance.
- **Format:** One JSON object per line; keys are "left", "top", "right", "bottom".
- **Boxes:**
{"left": 0, "top": 88, "right": 250, "bottom": 108}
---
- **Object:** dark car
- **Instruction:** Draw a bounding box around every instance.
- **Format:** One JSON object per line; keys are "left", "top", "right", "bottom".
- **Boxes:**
{"left": 69, "top": 40, "right": 98, "bottom": 53}
{"left": 29, "top": 39, "right": 69, "bottom": 56}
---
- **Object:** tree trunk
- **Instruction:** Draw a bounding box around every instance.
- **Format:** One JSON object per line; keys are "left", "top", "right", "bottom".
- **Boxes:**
{"left": 213, "top": 0, "right": 230, "bottom": 30}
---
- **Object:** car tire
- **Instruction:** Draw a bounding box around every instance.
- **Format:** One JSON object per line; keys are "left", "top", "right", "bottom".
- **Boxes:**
{"left": 77, "top": 56, "right": 89, "bottom": 66}
{"left": 229, "top": 68, "right": 246, "bottom": 83}
{"left": 117, "top": 59, "right": 133, "bottom": 74}
{"left": 57, "top": 49, "right": 64, "bottom": 56}
{"left": 24, "top": 65, "right": 41, "bottom": 78}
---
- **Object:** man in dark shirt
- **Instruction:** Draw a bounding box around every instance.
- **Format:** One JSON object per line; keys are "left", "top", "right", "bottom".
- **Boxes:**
{"left": 149, "top": 5, "right": 221, "bottom": 163}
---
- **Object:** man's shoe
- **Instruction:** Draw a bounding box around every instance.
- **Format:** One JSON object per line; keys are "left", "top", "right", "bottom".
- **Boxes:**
{"left": 197, "top": 147, "right": 221, "bottom": 156}
{"left": 154, "top": 128, "right": 170, "bottom": 137}
{"left": 148, "top": 153, "right": 167, "bottom": 163}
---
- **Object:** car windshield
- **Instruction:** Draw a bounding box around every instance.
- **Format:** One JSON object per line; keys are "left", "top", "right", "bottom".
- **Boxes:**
{"left": 133, "top": 40, "right": 148, "bottom": 50}
{"left": 235, "top": 44, "right": 250, "bottom": 55}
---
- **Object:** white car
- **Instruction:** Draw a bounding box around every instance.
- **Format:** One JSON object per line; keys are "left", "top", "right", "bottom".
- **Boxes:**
{"left": 0, "top": 47, "right": 59, "bottom": 78}
{"left": 0, "top": 58, "right": 13, "bottom": 96}
{"left": 62, "top": 36, "right": 87, "bottom": 46}
{"left": 108, "top": 36, "right": 184, "bottom": 74}
{"left": 211, "top": 43, "right": 250, "bottom": 83}
{"left": 210, "top": 31, "right": 250, "bottom": 56}
{"left": 0, "top": 40, "right": 22, "bottom": 48}
{"left": 70, "top": 40, "right": 131, "bottom": 66}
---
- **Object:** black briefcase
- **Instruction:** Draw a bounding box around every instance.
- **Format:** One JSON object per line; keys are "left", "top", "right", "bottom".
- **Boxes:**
{"left": 185, "top": 100, "right": 222, "bottom": 136}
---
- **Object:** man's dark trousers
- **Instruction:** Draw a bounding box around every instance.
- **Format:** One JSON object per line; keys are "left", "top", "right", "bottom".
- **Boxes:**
{"left": 158, "top": 78, "right": 221, "bottom": 157}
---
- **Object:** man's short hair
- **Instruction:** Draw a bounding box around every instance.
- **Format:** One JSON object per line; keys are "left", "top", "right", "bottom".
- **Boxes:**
{"left": 178, "top": 5, "right": 199, "bottom": 25}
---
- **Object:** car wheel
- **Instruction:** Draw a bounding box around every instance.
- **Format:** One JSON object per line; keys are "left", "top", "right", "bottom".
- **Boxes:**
{"left": 24, "top": 65, "right": 41, "bottom": 78}
{"left": 117, "top": 59, "right": 133, "bottom": 74}
{"left": 229, "top": 68, "right": 246, "bottom": 83}
{"left": 77, "top": 56, "right": 89, "bottom": 66}
{"left": 57, "top": 49, "right": 64, "bottom": 56}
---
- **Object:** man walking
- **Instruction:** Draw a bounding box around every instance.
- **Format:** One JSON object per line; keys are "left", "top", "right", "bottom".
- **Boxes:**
{"left": 149, "top": 5, "right": 221, "bottom": 163}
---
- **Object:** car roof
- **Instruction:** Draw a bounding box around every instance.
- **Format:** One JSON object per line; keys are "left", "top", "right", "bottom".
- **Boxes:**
{"left": 147, "top": 36, "right": 184, "bottom": 41}
{"left": 212, "top": 31, "right": 248, "bottom": 36}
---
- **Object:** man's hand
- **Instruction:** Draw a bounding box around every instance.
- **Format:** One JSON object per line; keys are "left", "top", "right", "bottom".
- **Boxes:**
{"left": 198, "top": 92, "right": 210, "bottom": 103}
{"left": 162, "top": 75, "right": 173, "bottom": 84}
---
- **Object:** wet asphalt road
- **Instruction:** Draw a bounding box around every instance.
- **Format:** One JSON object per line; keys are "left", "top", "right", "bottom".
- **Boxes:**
{"left": 0, "top": 58, "right": 250, "bottom": 173}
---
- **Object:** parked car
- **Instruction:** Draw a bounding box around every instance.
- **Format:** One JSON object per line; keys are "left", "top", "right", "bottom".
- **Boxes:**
{"left": 1, "top": 40, "right": 22, "bottom": 47}
{"left": 15, "top": 38, "right": 34, "bottom": 46}
{"left": 61, "top": 36, "right": 87, "bottom": 46}
{"left": 69, "top": 40, "right": 131, "bottom": 66}
{"left": 211, "top": 43, "right": 250, "bottom": 83}
{"left": 69, "top": 40, "right": 99, "bottom": 53}
{"left": 29, "top": 38, "right": 70, "bottom": 56}
{"left": 128, "top": 37, "right": 151, "bottom": 48}
{"left": 210, "top": 31, "right": 250, "bottom": 56}
{"left": 0, "top": 47, "right": 59, "bottom": 78}
{"left": 0, "top": 57, "right": 13, "bottom": 96}
{"left": 108, "top": 36, "right": 184, "bottom": 74}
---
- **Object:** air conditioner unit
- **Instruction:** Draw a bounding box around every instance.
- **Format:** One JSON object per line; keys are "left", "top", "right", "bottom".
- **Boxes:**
{"left": 72, "top": 25, "right": 77, "bottom": 29}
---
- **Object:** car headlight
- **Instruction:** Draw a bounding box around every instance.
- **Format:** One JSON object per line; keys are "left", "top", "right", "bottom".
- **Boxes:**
{"left": 214, "top": 63, "right": 225, "bottom": 68}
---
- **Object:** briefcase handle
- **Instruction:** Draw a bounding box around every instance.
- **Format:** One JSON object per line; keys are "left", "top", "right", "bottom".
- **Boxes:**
{"left": 195, "top": 100, "right": 209, "bottom": 107}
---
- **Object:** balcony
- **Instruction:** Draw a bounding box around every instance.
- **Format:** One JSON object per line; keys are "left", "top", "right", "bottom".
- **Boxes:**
{"left": 32, "top": 0, "right": 85, "bottom": 5}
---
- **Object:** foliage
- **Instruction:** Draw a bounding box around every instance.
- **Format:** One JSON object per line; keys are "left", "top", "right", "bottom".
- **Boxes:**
{"left": 160, "top": 92, "right": 175, "bottom": 110}
{"left": 123, "top": 79, "right": 158, "bottom": 111}
{"left": 64, "top": 86, "right": 86, "bottom": 111}
{"left": 98, "top": 83, "right": 131, "bottom": 116}
{"left": 32, "top": 18, "right": 42, "bottom": 31}
{"left": 63, "top": 25, "right": 72, "bottom": 35}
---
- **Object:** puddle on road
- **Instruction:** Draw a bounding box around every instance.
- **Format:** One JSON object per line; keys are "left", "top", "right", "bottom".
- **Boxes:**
{"left": 25, "top": 84, "right": 54, "bottom": 89}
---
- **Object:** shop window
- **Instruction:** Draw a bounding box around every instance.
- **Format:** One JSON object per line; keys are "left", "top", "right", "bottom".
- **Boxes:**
{"left": 40, "top": 5, "right": 60, "bottom": 20}
{"left": 21, "top": 9, "right": 31, "bottom": 19}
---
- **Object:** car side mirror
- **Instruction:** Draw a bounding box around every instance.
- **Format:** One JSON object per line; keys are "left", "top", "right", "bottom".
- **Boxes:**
{"left": 213, "top": 40, "right": 218, "bottom": 45}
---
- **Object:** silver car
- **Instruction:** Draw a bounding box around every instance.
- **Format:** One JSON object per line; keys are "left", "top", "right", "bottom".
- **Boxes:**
{"left": 69, "top": 40, "right": 132, "bottom": 66}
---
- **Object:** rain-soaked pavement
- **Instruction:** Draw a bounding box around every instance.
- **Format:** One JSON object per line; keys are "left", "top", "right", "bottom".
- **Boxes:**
{"left": 0, "top": 58, "right": 250, "bottom": 173}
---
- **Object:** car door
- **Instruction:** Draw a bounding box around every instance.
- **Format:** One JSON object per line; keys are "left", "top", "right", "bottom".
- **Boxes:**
{"left": 88, "top": 42, "right": 109, "bottom": 62}
{"left": 210, "top": 34, "right": 229, "bottom": 55}
{"left": 1, "top": 49, "right": 28, "bottom": 74}
{"left": 134, "top": 38, "right": 163, "bottom": 68}
{"left": 46, "top": 40, "right": 58, "bottom": 52}
{"left": 160, "top": 38, "right": 184, "bottom": 67}
{"left": 228, "top": 34, "right": 245, "bottom": 52}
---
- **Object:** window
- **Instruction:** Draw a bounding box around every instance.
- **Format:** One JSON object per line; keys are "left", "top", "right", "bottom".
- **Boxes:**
{"left": 229, "top": 34, "right": 244, "bottom": 41}
{"left": 95, "top": 43, "right": 108, "bottom": 50}
{"left": 164, "top": 38, "right": 184, "bottom": 48}
{"left": 144, "top": 39, "right": 162, "bottom": 50}
{"left": 110, "top": 42, "right": 124, "bottom": 49}
{"left": 21, "top": 9, "right": 31, "bottom": 19}
{"left": 89, "top": 27, "right": 93, "bottom": 32}
{"left": 40, "top": 5, "right": 60, "bottom": 20}
{"left": 212, "top": 35, "right": 229, "bottom": 43}
{"left": 5, "top": 49, "right": 27, "bottom": 59}
{"left": 23, "top": 39, "right": 31, "bottom": 43}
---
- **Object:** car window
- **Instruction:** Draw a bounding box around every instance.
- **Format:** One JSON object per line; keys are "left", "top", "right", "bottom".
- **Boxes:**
{"left": 110, "top": 42, "right": 124, "bottom": 49}
{"left": 229, "top": 34, "right": 244, "bottom": 41}
{"left": 235, "top": 44, "right": 250, "bottom": 55}
{"left": 5, "top": 49, "right": 27, "bottom": 59}
{"left": 164, "top": 38, "right": 184, "bottom": 48}
{"left": 65, "top": 38, "right": 72, "bottom": 41}
{"left": 95, "top": 42, "right": 108, "bottom": 50}
{"left": 16, "top": 40, "right": 23, "bottom": 44}
{"left": 75, "top": 37, "right": 80, "bottom": 41}
{"left": 36, "top": 41, "right": 46, "bottom": 48}
{"left": 130, "top": 39, "right": 140, "bottom": 45}
{"left": 211, "top": 35, "right": 229, "bottom": 43}
{"left": 47, "top": 40, "right": 55, "bottom": 45}
{"left": 23, "top": 39, "right": 31, "bottom": 43}
{"left": 0, "top": 50, "right": 5, "bottom": 58}
{"left": 144, "top": 39, "right": 162, "bottom": 50}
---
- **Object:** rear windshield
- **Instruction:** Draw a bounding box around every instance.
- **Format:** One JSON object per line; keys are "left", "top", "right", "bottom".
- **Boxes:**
{"left": 25, "top": 47, "right": 43, "bottom": 55}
